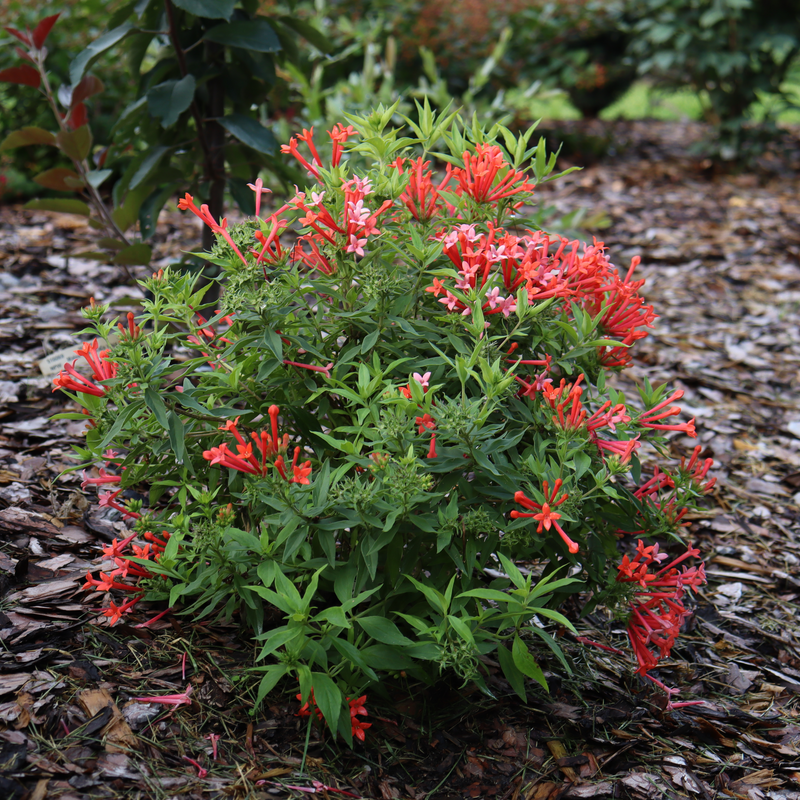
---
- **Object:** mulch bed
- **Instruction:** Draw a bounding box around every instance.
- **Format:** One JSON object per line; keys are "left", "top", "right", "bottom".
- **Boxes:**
{"left": 0, "top": 119, "right": 799, "bottom": 800}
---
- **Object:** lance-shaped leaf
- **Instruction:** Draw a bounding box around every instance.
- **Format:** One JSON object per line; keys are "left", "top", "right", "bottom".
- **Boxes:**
{"left": 70, "top": 22, "right": 135, "bottom": 85}
{"left": 129, "top": 145, "right": 170, "bottom": 190}
{"left": 0, "top": 65, "right": 40, "bottom": 88}
{"left": 4, "top": 27, "right": 31, "bottom": 47}
{"left": 32, "top": 13, "right": 60, "bottom": 49}
{"left": 33, "top": 168, "right": 82, "bottom": 192}
{"left": 218, "top": 114, "right": 277, "bottom": 155}
{"left": 147, "top": 75, "right": 195, "bottom": 128}
{"left": 203, "top": 19, "right": 281, "bottom": 52}
{"left": 0, "top": 127, "right": 56, "bottom": 151}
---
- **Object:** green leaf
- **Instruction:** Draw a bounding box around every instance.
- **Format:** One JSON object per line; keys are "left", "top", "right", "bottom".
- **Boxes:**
{"left": 314, "top": 606, "right": 350, "bottom": 628}
{"left": 457, "top": 588, "right": 512, "bottom": 604}
{"left": 262, "top": 328, "right": 284, "bottom": 361}
{"left": 113, "top": 243, "right": 152, "bottom": 266}
{"left": 447, "top": 615, "right": 475, "bottom": 645}
{"left": 144, "top": 388, "right": 169, "bottom": 429}
{"left": 86, "top": 169, "right": 112, "bottom": 188}
{"left": 56, "top": 125, "right": 92, "bottom": 161}
{"left": 33, "top": 168, "right": 82, "bottom": 192}
{"left": 309, "top": 673, "right": 341, "bottom": 736}
{"left": 24, "top": 199, "right": 90, "bottom": 216}
{"left": 218, "top": 113, "right": 277, "bottom": 155}
{"left": 147, "top": 75, "right": 196, "bottom": 128}
{"left": 99, "top": 403, "right": 139, "bottom": 451}
{"left": 71, "top": 23, "right": 136, "bottom": 85}
{"left": 204, "top": 18, "right": 281, "bottom": 52}
{"left": 358, "top": 616, "right": 414, "bottom": 646}
{"left": 171, "top": 0, "right": 235, "bottom": 19}
{"left": 403, "top": 574, "right": 447, "bottom": 615}
{"left": 512, "top": 634, "right": 548, "bottom": 691}
{"left": 361, "top": 328, "right": 379, "bottom": 354}
{"left": 129, "top": 145, "right": 170, "bottom": 190}
{"left": 254, "top": 664, "right": 288, "bottom": 707}
{"left": 256, "top": 626, "right": 304, "bottom": 659}
{"left": 330, "top": 638, "right": 378, "bottom": 681}
{"left": 361, "top": 645, "right": 414, "bottom": 670}
{"left": 497, "top": 643, "right": 527, "bottom": 701}
{"left": 167, "top": 412, "right": 187, "bottom": 465}
{"left": 0, "top": 127, "right": 56, "bottom": 151}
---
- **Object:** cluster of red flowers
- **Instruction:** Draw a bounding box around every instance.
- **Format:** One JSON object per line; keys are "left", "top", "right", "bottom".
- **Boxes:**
{"left": 425, "top": 222, "right": 654, "bottom": 368}
{"left": 616, "top": 541, "right": 706, "bottom": 704}
{"left": 297, "top": 689, "right": 372, "bottom": 742}
{"left": 625, "top": 444, "right": 716, "bottom": 535}
{"left": 510, "top": 479, "right": 578, "bottom": 554}
{"left": 52, "top": 339, "right": 117, "bottom": 398}
{"left": 186, "top": 310, "right": 235, "bottom": 368}
{"left": 202, "top": 406, "right": 312, "bottom": 485}
{"left": 82, "top": 518, "right": 172, "bottom": 626}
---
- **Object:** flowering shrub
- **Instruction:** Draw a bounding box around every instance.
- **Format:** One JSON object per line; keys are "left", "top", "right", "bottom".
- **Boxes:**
{"left": 57, "top": 104, "right": 710, "bottom": 742}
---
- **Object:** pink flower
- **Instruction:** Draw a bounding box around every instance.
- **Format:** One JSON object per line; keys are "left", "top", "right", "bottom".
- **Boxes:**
{"left": 133, "top": 684, "right": 193, "bottom": 706}
{"left": 412, "top": 372, "right": 431, "bottom": 390}
{"left": 246, "top": 177, "right": 270, "bottom": 218}
{"left": 346, "top": 234, "right": 367, "bottom": 257}
{"left": 182, "top": 756, "right": 207, "bottom": 778}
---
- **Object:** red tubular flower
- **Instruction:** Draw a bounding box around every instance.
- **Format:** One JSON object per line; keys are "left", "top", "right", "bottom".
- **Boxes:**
{"left": 595, "top": 436, "right": 640, "bottom": 463}
{"left": 100, "top": 595, "right": 140, "bottom": 625}
{"left": 348, "top": 695, "right": 372, "bottom": 742}
{"left": 616, "top": 542, "right": 706, "bottom": 697}
{"left": 427, "top": 434, "right": 438, "bottom": 459}
{"left": 117, "top": 311, "right": 142, "bottom": 341}
{"left": 177, "top": 193, "right": 248, "bottom": 266}
{"left": 81, "top": 467, "right": 121, "bottom": 490}
{"left": 53, "top": 363, "right": 106, "bottom": 396}
{"left": 281, "top": 128, "right": 323, "bottom": 181}
{"left": 416, "top": 413, "right": 436, "bottom": 434}
{"left": 290, "top": 446, "right": 312, "bottom": 485}
{"left": 247, "top": 177, "right": 270, "bottom": 218}
{"left": 98, "top": 489, "right": 141, "bottom": 520}
{"left": 100, "top": 532, "right": 138, "bottom": 560}
{"left": 296, "top": 688, "right": 324, "bottom": 721}
{"left": 293, "top": 235, "right": 335, "bottom": 275}
{"left": 510, "top": 480, "right": 578, "bottom": 554}
{"left": 396, "top": 156, "right": 452, "bottom": 221}
{"left": 53, "top": 339, "right": 118, "bottom": 396}
{"left": 681, "top": 446, "right": 716, "bottom": 493}
{"left": 639, "top": 390, "right": 697, "bottom": 437}
{"left": 253, "top": 215, "right": 288, "bottom": 271}
{"left": 452, "top": 144, "right": 535, "bottom": 205}
{"left": 328, "top": 123, "right": 356, "bottom": 166}
{"left": 283, "top": 360, "right": 333, "bottom": 379}
{"left": 182, "top": 756, "right": 207, "bottom": 778}
{"left": 203, "top": 411, "right": 312, "bottom": 484}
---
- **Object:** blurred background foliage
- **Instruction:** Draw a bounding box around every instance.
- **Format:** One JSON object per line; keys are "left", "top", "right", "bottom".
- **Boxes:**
{"left": 2, "top": 0, "right": 799, "bottom": 207}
